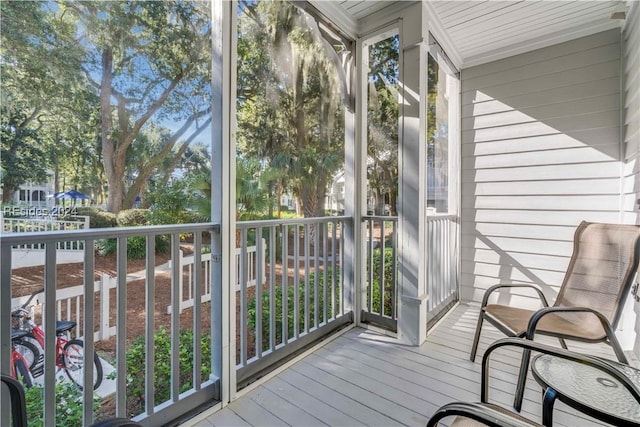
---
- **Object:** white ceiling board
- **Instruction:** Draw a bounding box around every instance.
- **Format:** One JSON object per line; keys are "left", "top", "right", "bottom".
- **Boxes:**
{"left": 312, "top": 0, "right": 628, "bottom": 69}
{"left": 456, "top": 3, "right": 614, "bottom": 55}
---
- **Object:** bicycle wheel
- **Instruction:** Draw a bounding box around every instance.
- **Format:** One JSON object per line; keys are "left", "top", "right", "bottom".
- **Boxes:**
{"left": 14, "top": 358, "right": 33, "bottom": 388}
{"left": 63, "top": 339, "right": 103, "bottom": 390}
{"left": 13, "top": 338, "right": 40, "bottom": 370}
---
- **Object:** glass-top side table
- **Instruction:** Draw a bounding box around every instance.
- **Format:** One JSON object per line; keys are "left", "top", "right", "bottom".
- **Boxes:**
{"left": 531, "top": 353, "right": 640, "bottom": 427}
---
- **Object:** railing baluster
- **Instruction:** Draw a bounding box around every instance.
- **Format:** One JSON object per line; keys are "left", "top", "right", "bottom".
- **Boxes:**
{"left": 378, "top": 219, "right": 385, "bottom": 316}
{"left": 171, "top": 234, "right": 180, "bottom": 402}
{"left": 323, "top": 222, "right": 328, "bottom": 325}
{"left": 304, "top": 223, "right": 309, "bottom": 334}
{"left": 116, "top": 236, "right": 127, "bottom": 416}
{"left": 282, "top": 225, "right": 289, "bottom": 344}
{"left": 256, "top": 226, "right": 263, "bottom": 357}
{"left": 83, "top": 238, "right": 95, "bottom": 425}
{"left": 314, "top": 221, "right": 319, "bottom": 330}
{"left": 145, "top": 234, "right": 156, "bottom": 416}
{"left": 293, "top": 225, "right": 300, "bottom": 339}
{"left": 193, "top": 232, "right": 202, "bottom": 390}
{"left": 44, "top": 243, "right": 57, "bottom": 425}
{"left": 269, "top": 226, "right": 276, "bottom": 350}
{"left": 240, "top": 228, "right": 248, "bottom": 365}
{"left": 331, "top": 221, "right": 336, "bottom": 319}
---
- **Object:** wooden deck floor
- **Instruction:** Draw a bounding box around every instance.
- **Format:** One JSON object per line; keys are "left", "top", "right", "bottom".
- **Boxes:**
{"left": 185, "top": 303, "right": 622, "bottom": 426}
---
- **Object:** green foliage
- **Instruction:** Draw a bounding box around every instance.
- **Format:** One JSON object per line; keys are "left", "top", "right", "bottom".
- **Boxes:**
{"left": 73, "top": 207, "right": 117, "bottom": 228}
{"left": 96, "top": 209, "right": 169, "bottom": 259}
{"left": 97, "top": 234, "right": 169, "bottom": 260}
{"left": 0, "top": 101, "right": 49, "bottom": 200}
{"left": 24, "top": 380, "right": 99, "bottom": 427}
{"left": 146, "top": 180, "right": 198, "bottom": 225}
{"left": 237, "top": 2, "right": 346, "bottom": 218}
{"left": 118, "top": 327, "right": 212, "bottom": 417}
{"left": 247, "top": 269, "right": 340, "bottom": 351}
{"left": 116, "top": 209, "right": 150, "bottom": 226}
{"left": 368, "top": 247, "right": 395, "bottom": 316}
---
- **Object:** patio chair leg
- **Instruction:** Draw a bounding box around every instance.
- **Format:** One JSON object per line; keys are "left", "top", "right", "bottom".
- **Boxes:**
{"left": 470, "top": 311, "right": 485, "bottom": 362}
{"left": 558, "top": 337, "right": 568, "bottom": 350}
{"left": 609, "top": 332, "right": 629, "bottom": 364}
{"left": 513, "top": 347, "right": 531, "bottom": 412}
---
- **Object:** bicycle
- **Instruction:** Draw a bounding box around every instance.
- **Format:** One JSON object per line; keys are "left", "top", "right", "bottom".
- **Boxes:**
{"left": 11, "top": 288, "right": 103, "bottom": 390}
{"left": 10, "top": 329, "right": 34, "bottom": 388}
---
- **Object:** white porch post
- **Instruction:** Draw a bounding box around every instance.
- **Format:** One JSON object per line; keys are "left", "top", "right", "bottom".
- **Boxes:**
{"left": 211, "top": 0, "right": 235, "bottom": 405}
{"left": 398, "top": 3, "right": 429, "bottom": 345}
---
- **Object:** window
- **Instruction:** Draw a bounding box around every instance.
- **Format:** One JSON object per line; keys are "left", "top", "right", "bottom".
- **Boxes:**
{"left": 366, "top": 31, "right": 399, "bottom": 217}
{"left": 236, "top": 1, "right": 350, "bottom": 219}
{"left": 427, "top": 44, "right": 458, "bottom": 214}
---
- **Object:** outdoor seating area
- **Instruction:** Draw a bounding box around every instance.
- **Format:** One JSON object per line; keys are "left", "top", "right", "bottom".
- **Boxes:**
{"left": 2, "top": 1, "right": 640, "bottom": 426}
{"left": 186, "top": 304, "right": 638, "bottom": 427}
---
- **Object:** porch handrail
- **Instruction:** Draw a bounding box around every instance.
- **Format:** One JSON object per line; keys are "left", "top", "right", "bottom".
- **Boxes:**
{"left": 0, "top": 222, "right": 220, "bottom": 245}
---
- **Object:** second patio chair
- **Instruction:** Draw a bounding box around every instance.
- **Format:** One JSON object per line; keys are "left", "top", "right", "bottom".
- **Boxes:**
{"left": 469, "top": 221, "right": 640, "bottom": 412}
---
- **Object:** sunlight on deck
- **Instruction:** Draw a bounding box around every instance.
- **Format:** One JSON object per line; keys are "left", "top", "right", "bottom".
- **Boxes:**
{"left": 183, "top": 303, "right": 620, "bottom": 427}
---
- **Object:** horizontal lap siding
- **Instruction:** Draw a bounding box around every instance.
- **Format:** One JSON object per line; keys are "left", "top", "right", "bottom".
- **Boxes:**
{"left": 460, "top": 29, "right": 622, "bottom": 305}
{"left": 623, "top": 3, "right": 640, "bottom": 226}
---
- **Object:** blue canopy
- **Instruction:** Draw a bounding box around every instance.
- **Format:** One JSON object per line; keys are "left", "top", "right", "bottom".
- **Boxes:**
{"left": 53, "top": 189, "right": 91, "bottom": 200}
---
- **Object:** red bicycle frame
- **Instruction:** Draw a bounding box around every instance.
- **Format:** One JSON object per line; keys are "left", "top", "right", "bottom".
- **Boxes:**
{"left": 23, "top": 316, "right": 71, "bottom": 369}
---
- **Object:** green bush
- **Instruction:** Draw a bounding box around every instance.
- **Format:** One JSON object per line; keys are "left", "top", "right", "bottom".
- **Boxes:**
{"left": 118, "top": 327, "right": 212, "bottom": 417}
{"left": 247, "top": 269, "right": 340, "bottom": 351}
{"left": 368, "top": 247, "right": 395, "bottom": 316}
{"left": 72, "top": 207, "right": 116, "bottom": 228}
{"left": 116, "top": 209, "right": 150, "bottom": 226}
{"left": 96, "top": 234, "right": 170, "bottom": 259}
{"left": 24, "top": 380, "right": 99, "bottom": 427}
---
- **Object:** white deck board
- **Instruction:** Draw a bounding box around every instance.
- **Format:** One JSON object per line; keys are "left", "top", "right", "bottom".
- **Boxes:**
{"left": 187, "top": 304, "right": 619, "bottom": 427}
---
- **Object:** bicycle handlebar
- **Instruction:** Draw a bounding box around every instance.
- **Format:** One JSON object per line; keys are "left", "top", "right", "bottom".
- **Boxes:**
{"left": 21, "top": 288, "right": 44, "bottom": 309}
{"left": 11, "top": 288, "right": 45, "bottom": 318}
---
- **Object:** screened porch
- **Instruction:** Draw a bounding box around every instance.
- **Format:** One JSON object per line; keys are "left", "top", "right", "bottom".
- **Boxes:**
{"left": 2, "top": 1, "right": 640, "bottom": 426}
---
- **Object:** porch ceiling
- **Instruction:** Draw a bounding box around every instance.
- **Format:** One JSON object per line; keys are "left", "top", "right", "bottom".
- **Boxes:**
{"left": 311, "top": 0, "right": 629, "bottom": 68}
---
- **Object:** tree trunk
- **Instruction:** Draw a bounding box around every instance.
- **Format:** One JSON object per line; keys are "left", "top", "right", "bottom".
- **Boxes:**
{"left": 99, "top": 47, "right": 120, "bottom": 213}
{"left": 2, "top": 187, "right": 15, "bottom": 204}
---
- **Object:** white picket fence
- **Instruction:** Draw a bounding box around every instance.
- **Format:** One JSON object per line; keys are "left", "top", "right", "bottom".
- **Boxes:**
{"left": 2, "top": 216, "right": 90, "bottom": 250}
{"left": 10, "top": 274, "right": 117, "bottom": 342}
{"left": 11, "top": 241, "right": 266, "bottom": 342}
{"left": 167, "top": 239, "right": 266, "bottom": 314}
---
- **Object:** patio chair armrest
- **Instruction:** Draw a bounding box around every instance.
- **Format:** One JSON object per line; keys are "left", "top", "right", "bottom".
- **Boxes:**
{"left": 526, "top": 306, "right": 611, "bottom": 338}
{"left": 426, "top": 401, "right": 540, "bottom": 427}
{"left": 481, "top": 284, "right": 549, "bottom": 308}
{"left": 481, "top": 338, "right": 640, "bottom": 404}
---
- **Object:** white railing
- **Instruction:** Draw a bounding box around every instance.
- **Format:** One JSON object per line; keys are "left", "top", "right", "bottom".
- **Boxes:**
{"left": 1, "top": 223, "right": 221, "bottom": 425}
{"left": 427, "top": 214, "right": 459, "bottom": 326}
{"left": 2, "top": 216, "right": 90, "bottom": 250}
{"left": 361, "top": 214, "right": 459, "bottom": 332}
{"left": 167, "top": 241, "right": 266, "bottom": 314}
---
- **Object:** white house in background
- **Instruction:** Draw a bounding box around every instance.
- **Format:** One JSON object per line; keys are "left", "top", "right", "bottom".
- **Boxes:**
{"left": 6, "top": 180, "right": 55, "bottom": 208}
{"left": 326, "top": 171, "right": 345, "bottom": 215}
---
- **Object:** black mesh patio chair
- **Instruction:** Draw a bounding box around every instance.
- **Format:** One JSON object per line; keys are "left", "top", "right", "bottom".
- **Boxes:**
{"left": 2, "top": 375, "right": 28, "bottom": 427}
{"left": 1, "top": 374, "right": 141, "bottom": 427}
{"left": 469, "top": 221, "right": 640, "bottom": 411}
{"left": 428, "top": 338, "right": 640, "bottom": 427}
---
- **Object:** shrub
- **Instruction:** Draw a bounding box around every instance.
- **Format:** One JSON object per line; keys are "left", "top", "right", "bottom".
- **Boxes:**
{"left": 72, "top": 207, "right": 116, "bottom": 228}
{"left": 24, "top": 380, "right": 99, "bottom": 427}
{"left": 368, "top": 247, "right": 395, "bottom": 316}
{"left": 116, "top": 209, "right": 150, "bottom": 226}
{"left": 118, "top": 327, "right": 212, "bottom": 417}
{"left": 247, "top": 268, "right": 340, "bottom": 351}
{"left": 96, "top": 234, "right": 170, "bottom": 260}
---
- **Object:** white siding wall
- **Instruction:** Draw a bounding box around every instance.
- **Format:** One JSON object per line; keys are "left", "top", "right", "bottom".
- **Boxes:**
{"left": 460, "top": 30, "right": 623, "bottom": 309}
{"left": 622, "top": 2, "right": 640, "bottom": 357}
